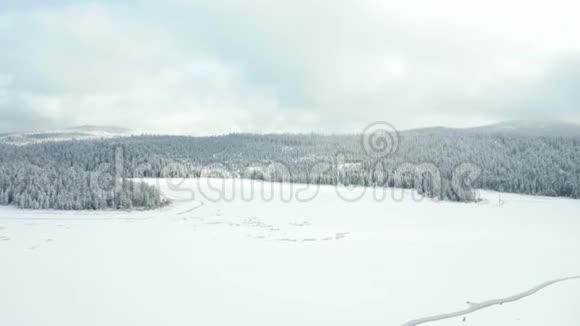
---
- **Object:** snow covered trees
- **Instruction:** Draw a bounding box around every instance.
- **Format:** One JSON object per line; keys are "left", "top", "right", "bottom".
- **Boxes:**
{"left": 1, "top": 129, "right": 579, "bottom": 209}
{"left": 0, "top": 148, "right": 164, "bottom": 210}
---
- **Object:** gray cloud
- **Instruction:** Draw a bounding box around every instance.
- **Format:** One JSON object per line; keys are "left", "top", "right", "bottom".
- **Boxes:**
{"left": 1, "top": 0, "right": 580, "bottom": 134}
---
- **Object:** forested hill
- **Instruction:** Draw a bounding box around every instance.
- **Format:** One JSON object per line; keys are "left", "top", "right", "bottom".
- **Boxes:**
{"left": 465, "top": 121, "right": 580, "bottom": 138}
{"left": 0, "top": 125, "right": 135, "bottom": 145}
{"left": 1, "top": 123, "right": 580, "bottom": 210}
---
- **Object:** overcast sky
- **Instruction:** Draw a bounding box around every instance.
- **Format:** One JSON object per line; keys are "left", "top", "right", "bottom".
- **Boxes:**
{"left": 1, "top": 0, "right": 579, "bottom": 134}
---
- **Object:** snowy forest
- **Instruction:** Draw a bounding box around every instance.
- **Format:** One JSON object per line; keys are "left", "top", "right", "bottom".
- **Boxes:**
{"left": 0, "top": 146, "right": 165, "bottom": 210}
{"left": 1, "top": 128, "right": 580, "bottom": 210}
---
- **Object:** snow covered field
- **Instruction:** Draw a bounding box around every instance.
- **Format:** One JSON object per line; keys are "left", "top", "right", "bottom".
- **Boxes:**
{"left": 1, "top": 178, "right": 579, "bottom": 326}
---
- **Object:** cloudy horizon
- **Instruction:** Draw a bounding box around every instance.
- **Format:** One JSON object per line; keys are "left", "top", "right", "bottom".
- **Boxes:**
{"left": 1, "top": 0, "right": 579, "bottom": 135}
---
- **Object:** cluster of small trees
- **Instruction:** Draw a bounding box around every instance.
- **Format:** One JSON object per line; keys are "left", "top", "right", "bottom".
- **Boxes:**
{"left": 1, "top": 129, "right": 579, "bottom": 209}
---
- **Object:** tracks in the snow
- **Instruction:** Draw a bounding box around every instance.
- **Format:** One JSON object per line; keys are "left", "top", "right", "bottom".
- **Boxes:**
{"left": 402, "top": 276, "right": 580, "bottom": 326}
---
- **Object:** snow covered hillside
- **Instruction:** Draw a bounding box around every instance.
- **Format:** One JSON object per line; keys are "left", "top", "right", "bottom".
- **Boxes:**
{"left": 0, "top": 179, "right": 579, "bottom": 326}
{"left": 0, "top": 125, "right": 136, "bottom": 145}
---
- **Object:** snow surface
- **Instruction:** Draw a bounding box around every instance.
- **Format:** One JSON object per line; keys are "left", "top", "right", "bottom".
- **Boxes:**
{"left": 1, "top": 178, "right": 579, "bottom": 326}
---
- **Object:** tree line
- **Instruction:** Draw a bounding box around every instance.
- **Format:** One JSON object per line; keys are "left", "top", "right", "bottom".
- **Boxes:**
{"left": 1, "top": 129, "right": 579, "bottom": 209}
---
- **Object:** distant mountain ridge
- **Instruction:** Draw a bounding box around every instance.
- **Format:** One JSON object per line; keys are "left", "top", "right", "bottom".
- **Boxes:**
{"left": 402, "top": 121, "right": 580, "bottom": 138}
{"left": 67, "top": 125, "right": 133, "bottom": 134}
{"left": 464, "top": 121, "right": 580, "bottom": 138}
{"left": 2, "top": 121, "right": 580, "bottom": 146}
{"left": 0, "top": 125, "right": 136, "bottom": 145}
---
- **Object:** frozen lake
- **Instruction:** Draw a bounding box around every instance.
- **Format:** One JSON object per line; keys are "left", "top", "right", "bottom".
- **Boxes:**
{"left": 1, "top": 178, "right": 579, "bottom": 325}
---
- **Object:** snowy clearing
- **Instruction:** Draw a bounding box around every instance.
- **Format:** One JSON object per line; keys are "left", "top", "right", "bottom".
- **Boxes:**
{"left": 1, "top": 178, "right": 579, "bottom": 326}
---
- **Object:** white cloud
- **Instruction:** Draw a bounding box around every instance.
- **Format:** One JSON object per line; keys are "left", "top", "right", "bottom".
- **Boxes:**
{"left": 0, "top": 0, "right": 579, "bottom": 134}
